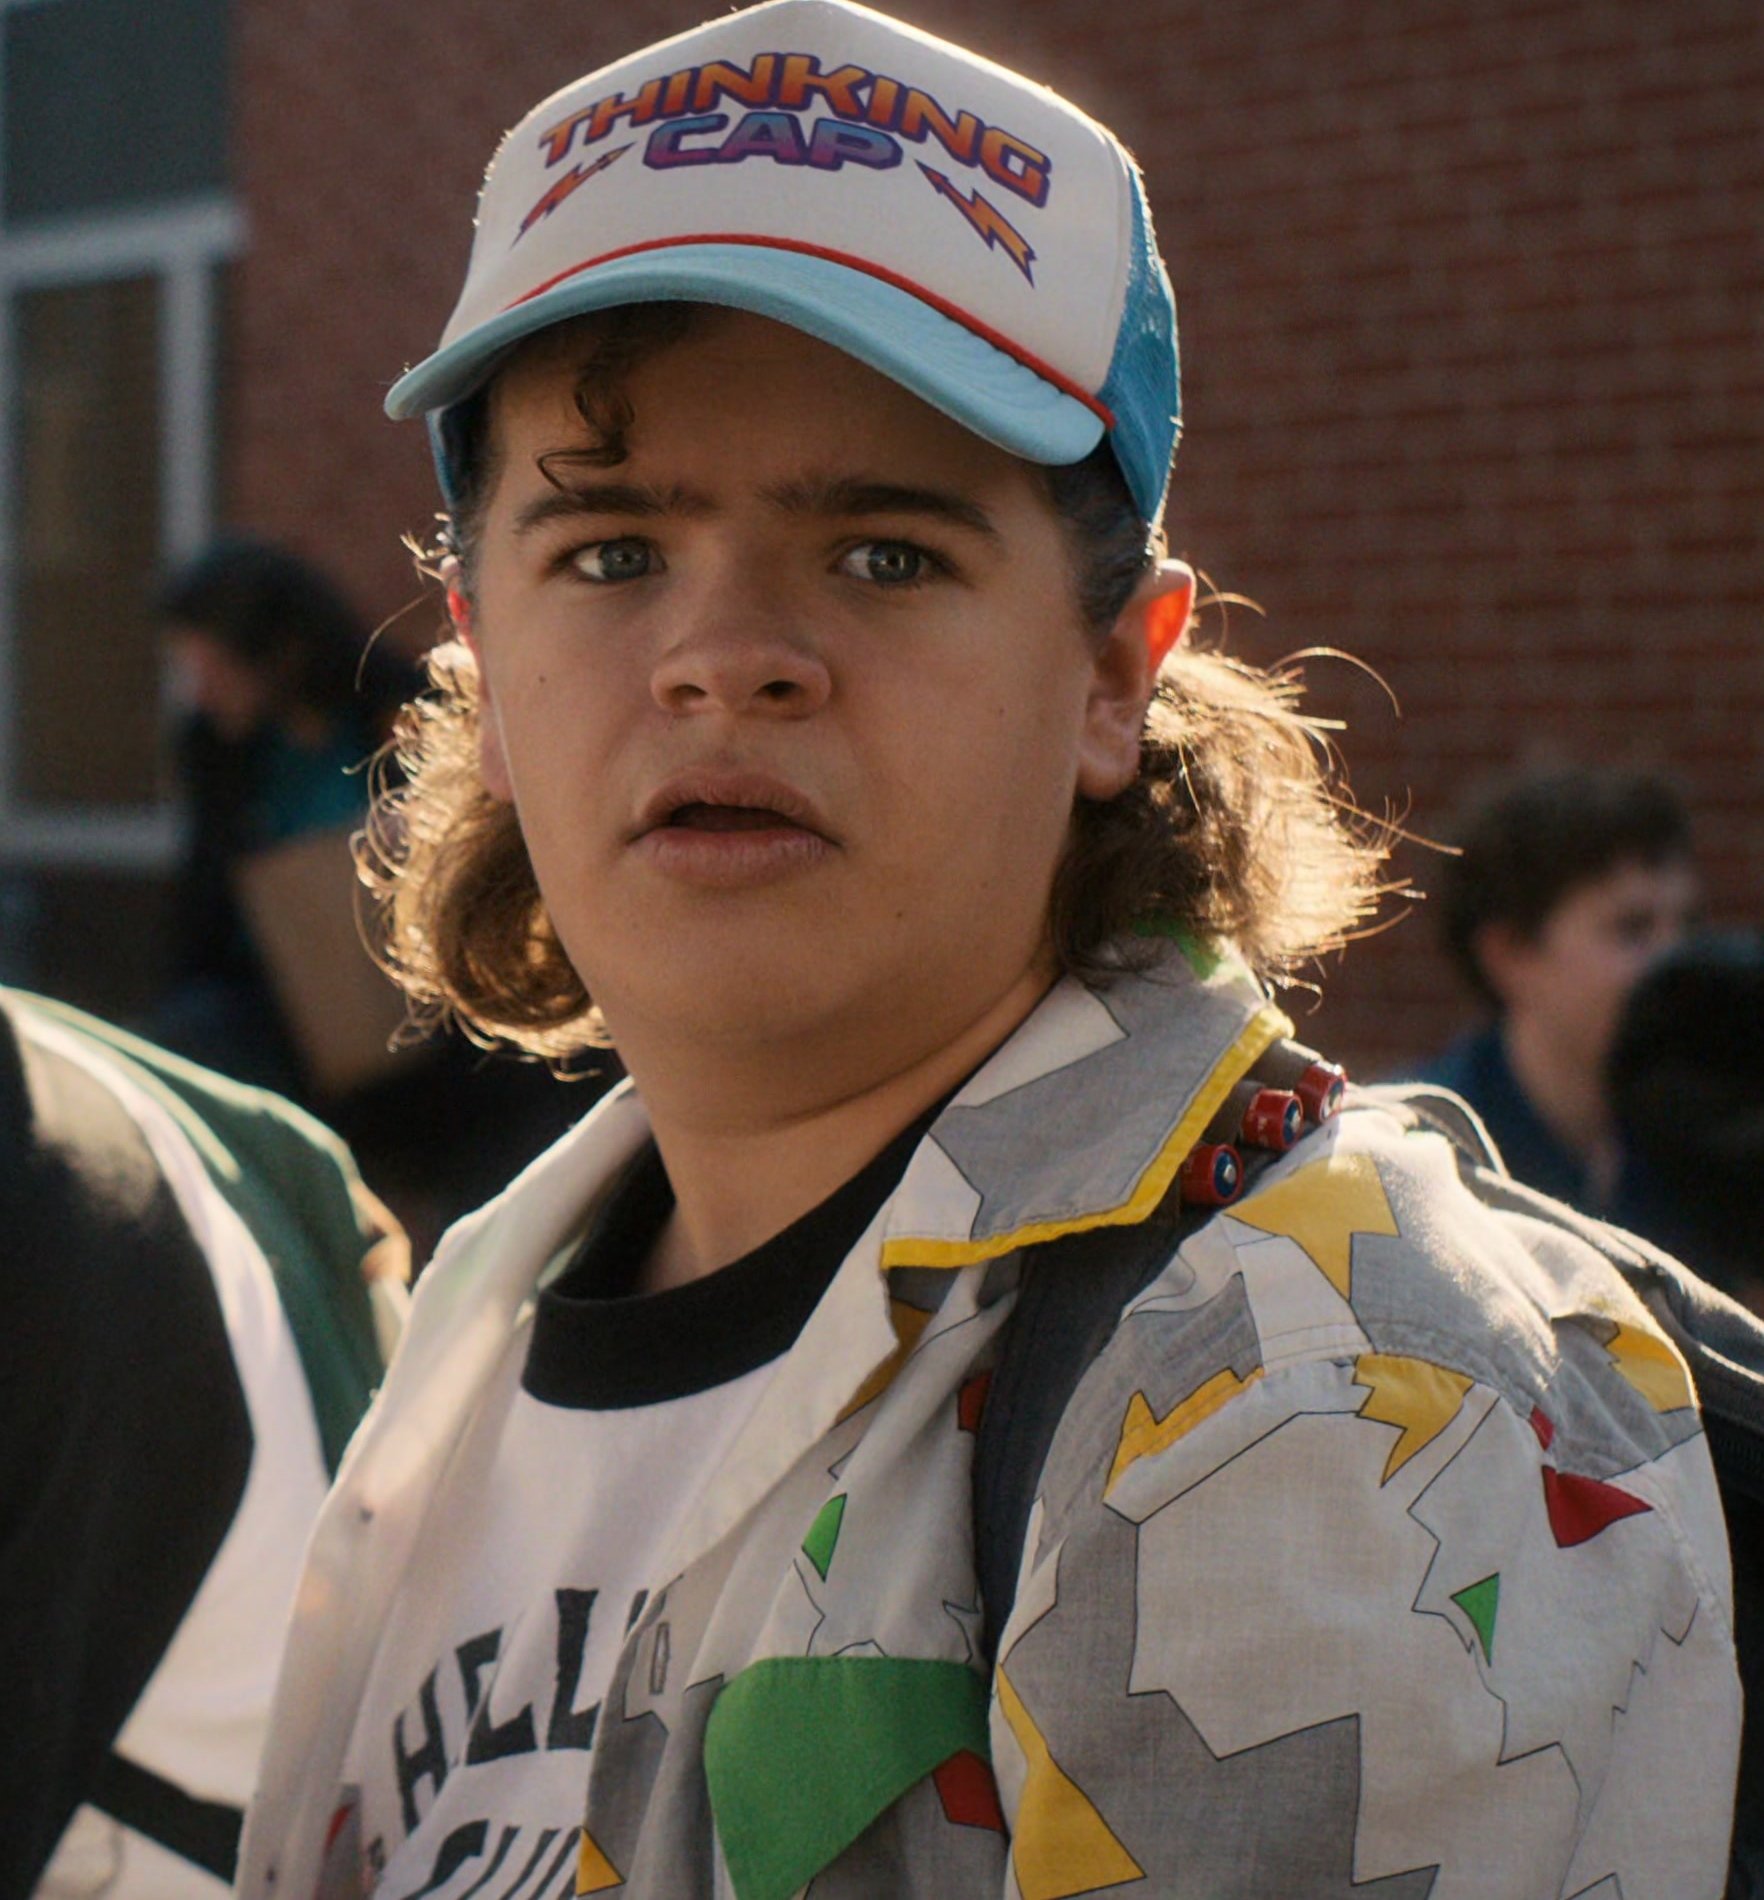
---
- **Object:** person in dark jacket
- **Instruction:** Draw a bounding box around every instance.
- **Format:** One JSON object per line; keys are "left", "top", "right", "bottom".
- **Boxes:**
{"left": 1419, "top": 767, "right": 1699, "bottom": 1213}
{"left": 1609, "top": 931, "right": 1764, "bottom": 1314}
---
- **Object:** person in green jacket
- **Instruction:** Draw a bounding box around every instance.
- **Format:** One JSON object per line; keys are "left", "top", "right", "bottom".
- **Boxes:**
{"left": 2, "top": 989, "right": 403, "bottom": 1896}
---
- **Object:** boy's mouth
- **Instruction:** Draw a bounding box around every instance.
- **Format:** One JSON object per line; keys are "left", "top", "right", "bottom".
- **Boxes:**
{"left": 636, "top": 772, "right": 832, "bottom": 842}
{"left": 633, "top": 774, "right": 837, "bottom": 888}
{"left": 664, "top": 803, "right": 802, "bottom": 832}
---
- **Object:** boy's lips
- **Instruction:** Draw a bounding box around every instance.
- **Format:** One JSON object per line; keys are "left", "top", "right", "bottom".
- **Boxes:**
{"left": 633, "top": 771, "right": 832, "bottom": 841}
{"left": 631, "top": 770, "right": 837, "bottom": 887}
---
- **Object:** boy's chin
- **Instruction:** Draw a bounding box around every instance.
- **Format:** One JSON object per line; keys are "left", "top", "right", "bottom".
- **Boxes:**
{"left": 593, "top": 953, "right": 877, "bottom": 1054}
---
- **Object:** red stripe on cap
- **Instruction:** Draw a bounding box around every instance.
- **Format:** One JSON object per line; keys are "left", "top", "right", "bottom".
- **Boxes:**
{"left": 503, "top": 232, "right": 1115, "bottom": 428}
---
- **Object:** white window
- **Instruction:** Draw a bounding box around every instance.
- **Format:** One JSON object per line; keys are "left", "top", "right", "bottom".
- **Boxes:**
{"left": 0, "top": 0, "right": 236, "bottom": 875}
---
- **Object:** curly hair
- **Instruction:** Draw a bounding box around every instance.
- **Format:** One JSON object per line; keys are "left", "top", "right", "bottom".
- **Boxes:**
{"left": 362, "top": 306, "right": 1391, "bottom": 1058}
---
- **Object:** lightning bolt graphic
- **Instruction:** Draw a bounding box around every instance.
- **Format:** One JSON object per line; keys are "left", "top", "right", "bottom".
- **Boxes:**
{"left": 1604, "top": 1319, "right": 1695, "bottom": 1413}
{"left": 918, "top": 164, "right": 1036, "bottom": 284}
{"left": 515, "top": 142, "right": 633, "bottom": 242}
{"left": 1228, "top": 1151, "right": 1400, "bottom": 1302}
{"left": 1107, "top": 1368, "right": 1263, "bottom": 1495}
{"left": 1351, "top": 1352, "right": 1473, "bottom": 1483}
{"left": 995, "top": 1665, "right": 1146, "bottom": 1896}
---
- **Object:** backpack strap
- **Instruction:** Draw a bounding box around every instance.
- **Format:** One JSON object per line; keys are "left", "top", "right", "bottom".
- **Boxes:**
{"left": 974, "top": 1039, "right": 1343, "bottom": 1660}
{"left": 973, "top": 1203, "right": 1200, "bottom": 1663}
{"left": 92, "top": 1753, "right": 243, "bottom": 1883}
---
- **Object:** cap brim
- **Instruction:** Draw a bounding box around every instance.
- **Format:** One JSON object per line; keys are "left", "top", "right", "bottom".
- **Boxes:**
{"left": 386, "top": 241, "right": 1107, "bottom": 474}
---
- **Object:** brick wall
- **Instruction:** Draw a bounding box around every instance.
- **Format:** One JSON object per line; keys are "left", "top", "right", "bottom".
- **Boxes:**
{"left": 231, "top": 0, "right": 1763, "bottom": 1075}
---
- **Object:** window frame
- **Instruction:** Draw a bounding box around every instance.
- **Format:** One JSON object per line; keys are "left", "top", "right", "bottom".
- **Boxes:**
{"left": 0, "top": 185, "right": 241, "bottom": 870}
{"left": 0, "top": 194, "right": 241, "bottom": 874}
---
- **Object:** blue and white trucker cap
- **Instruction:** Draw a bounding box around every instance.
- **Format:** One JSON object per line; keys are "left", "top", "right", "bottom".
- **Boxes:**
{"left": 387, "top": 0, "right": 1181, "bottom": 524}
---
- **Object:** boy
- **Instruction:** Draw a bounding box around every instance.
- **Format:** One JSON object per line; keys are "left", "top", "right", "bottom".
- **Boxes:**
{"left": 1425, "top": 768, "right": 1699, "bottom": 1212}
{"left": 241, "top": 5, "right": 1740, "bottom": 1894}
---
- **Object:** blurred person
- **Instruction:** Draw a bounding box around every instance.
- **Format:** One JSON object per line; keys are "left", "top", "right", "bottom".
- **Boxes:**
{"left": 1607, "top": 930, "right": 1764, "bottom": 1879}
{"left": 1422, "top": 767, "right": 1699, "bottom": 1212}
{"left": 238, "top": 6, "right": 1740, "bottom": 1895}
{"left": 155, "top": 536, "right": 418, "bottom": 1097}
{"left": 1610, "top": 931, "right": 1764, "bottom": 1315}
{"left": 0, "top": 988, "right": 404, "bottom": 1897}
{"left": 155, "top": 536, "right": 584, "bottom": 1260}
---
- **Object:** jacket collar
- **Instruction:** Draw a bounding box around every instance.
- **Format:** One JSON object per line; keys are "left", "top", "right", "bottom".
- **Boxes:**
{"left": 882, "top": 947, "right": 1291, "bottom": 1270}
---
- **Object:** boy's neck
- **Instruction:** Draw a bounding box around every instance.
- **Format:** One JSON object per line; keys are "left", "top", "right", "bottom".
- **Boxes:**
{"left": 622, "top": 964, "right": 1055, "bottom": 1294}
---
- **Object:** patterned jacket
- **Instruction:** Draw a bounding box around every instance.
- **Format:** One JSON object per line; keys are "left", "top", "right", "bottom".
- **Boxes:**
{"left": 238, "top": 953, "right": 1741, "bottom": 1899}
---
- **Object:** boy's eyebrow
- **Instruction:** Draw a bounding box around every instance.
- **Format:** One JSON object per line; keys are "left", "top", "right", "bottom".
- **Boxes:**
{"left": 511, "top": 482, "right": 711, "bottom": 536}
{"left": 509, "top": 476, "right": 1003, "bottom": 542}
{"left": 763, "top": 476, "right": 1002, "bottom": 542}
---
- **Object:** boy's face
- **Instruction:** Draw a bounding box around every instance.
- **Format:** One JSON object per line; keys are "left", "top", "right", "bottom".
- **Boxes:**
{"left": 464, "top": 310, "right": 1153, "bottom": 1085}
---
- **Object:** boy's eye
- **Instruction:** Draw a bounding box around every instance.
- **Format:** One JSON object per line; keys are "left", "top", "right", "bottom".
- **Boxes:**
{"left": 838, "top": 540, "right": 934, "bottom": 586}
{"left": 569, "top": 537, "right": 656, "bottom": 583}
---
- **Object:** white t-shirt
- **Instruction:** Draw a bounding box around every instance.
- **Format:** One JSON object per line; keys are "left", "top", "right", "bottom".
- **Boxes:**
{"left": 342, "top": 1129, "right": 925, "bottom": 1899}
{"left": 347, "top": 1343, "right": 774, "bottom": 1896}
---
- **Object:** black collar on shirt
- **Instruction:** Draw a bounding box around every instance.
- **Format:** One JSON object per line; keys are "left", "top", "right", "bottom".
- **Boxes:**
{"left": 524, "top": 1100, "right": 944, "bottom": 1410}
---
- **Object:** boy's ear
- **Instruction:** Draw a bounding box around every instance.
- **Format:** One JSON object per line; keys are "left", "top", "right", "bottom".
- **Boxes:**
{"left": 441, "top": 555, "right": 473, "bottom": 640}
{"left": 1075, "top": 559, "right": 1195, "bottom": 802}
{"left": 1141, "top": 559, "right": 1197, "bottom": 673}
{"left": 447, "top": 583, "right": 473, "bottom": 636}
{"left": 442, "top": 558, "right": 514, "bottom": 803}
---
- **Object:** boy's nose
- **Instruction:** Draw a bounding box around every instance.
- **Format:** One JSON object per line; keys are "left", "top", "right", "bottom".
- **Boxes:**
{"left": 649, "top": 583, "right": 832, "bottom": 718}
